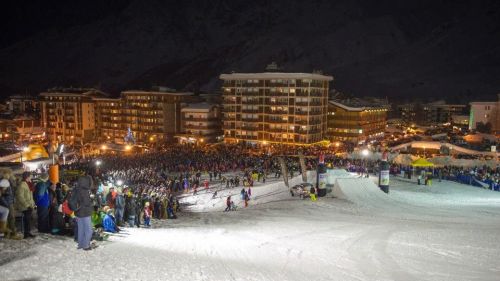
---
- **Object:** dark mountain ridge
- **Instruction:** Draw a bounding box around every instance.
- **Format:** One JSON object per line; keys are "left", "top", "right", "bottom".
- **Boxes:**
{"left": 0, "top": 0, "right": 499, "bottom": 103}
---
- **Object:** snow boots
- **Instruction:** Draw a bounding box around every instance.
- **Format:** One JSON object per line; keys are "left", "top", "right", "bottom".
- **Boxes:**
{"left": 1, "top": 221, "right": 22, "bottom": 240}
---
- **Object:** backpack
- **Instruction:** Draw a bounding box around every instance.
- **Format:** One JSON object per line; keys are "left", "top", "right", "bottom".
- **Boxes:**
{"left": 68, "top": 189, "right": 79, "bottom": 212}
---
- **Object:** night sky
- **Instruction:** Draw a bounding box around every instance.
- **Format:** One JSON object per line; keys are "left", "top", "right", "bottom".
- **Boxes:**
{"left": 0, "top": 0, "right": 499, "bottom": 102}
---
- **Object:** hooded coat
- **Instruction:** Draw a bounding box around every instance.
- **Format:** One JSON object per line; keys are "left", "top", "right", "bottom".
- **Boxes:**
{"left": 72, "top": 176, "right": 93, "bottom": 218}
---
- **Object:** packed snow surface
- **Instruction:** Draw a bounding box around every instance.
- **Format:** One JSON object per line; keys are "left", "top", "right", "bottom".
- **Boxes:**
{"left": 2, "top": 171, "right": 500, "bottom": 281}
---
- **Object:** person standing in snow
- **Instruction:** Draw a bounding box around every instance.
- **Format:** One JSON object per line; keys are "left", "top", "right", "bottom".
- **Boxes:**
{"left": 144, "top": 202, "right": 151, "bottom": 227}
{"left": 240, "top": 188, "right": 245, "bottom": 200}
{"left": 114, "top": 190, "right": 125, "bottom": 226}
{"left": 244, "top": 191, "right": 249, "bottom": 208}
{"left": 71, "top": 175, "right": 94, "bottom": 250}
{"left": 224, "top": 196, "right": 231, "bottom": 212}
{"left": 34, "top": 173, "right": 51, "bottom": 234}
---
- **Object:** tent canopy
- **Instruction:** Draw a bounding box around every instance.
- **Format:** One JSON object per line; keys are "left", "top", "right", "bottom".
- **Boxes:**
{"left": 411, "top": 158, "right": 435, "bottom": 167}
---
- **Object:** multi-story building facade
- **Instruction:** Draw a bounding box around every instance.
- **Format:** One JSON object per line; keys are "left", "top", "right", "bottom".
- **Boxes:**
{"left": 220, "top": 72, "right": 333, "bottom": 145}
{"left": 469, "top": 94, "right": 500, "bottom": 133}
{"left": 118, "top": 90, "right": 198, "bottom": 143}
{"left": 94, "top": 97, "right": 122, "bottom": 142}
{"left": 178, "top": 103, "right": 221, "bottom": 143}
{"left": 6, "top": 95, "right": 40, "bottom": 116}
{"left": 40, "top": 88, "right": 105, "bottom": 143}
{"left": 0, "top": 116, "right": 43, "bottom": 142}
{"left": 327, "top": 100, "right": 388, "bottom": 143}
{"left": 397, "top": 101, "right": 467, "bottom": 126}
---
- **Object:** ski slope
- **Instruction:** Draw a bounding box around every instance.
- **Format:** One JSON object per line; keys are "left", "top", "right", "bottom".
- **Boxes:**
{"left": 2, "top": 171, "right": 500, "bottom": 281}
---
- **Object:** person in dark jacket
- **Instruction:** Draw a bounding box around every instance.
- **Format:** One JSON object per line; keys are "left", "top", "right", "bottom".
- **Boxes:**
{"left": 125, "top": 195, "right": 136, "bottom": 227}
{"left": 35, "top": 174, "right": 51, "bottom": 233}
{"left": 71, "top": 175, "right": 94, "bottom": 250}
{"left": 114, "top": 190, "right": 125, "bottom": 226}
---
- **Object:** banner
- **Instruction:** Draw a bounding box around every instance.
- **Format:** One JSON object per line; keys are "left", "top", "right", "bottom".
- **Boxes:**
{"left": 298, "top": 151, "right": 307, "bottom": 183}
{"left": 380, "top": 170, "right": 390, "bottom": 186}
{"left": 278, "top": 157, "right": 289, "bottom": 188}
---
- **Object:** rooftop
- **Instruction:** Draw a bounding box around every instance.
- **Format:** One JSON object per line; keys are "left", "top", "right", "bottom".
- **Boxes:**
{"left": 121, "top": 90, "right": 194, "bottom": 96}
{"left": 181, "top": 103, "right": 217, "bottom": 112}
{"left": 329, "top": 98, "right": 389, "bottom": 111}
{"left": 219, "top": 72, "right": 333, "bottom": 81}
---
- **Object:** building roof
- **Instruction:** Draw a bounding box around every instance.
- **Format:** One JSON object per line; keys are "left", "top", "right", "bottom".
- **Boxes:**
{"left": 181, "top": 103, "right": 217, "bottom": 113}
{"left": 121, "top": 90, "right": 193, "bottom": 96}
{"left": 40, "top": 88, "right": 108, "bottom": 98}
{"left": 329, "top": 100, "right": 388, "bottom": 112}
{"left": 219, "top": 72, "right": 333, "bottom": 81}
{"left": 470, "top": 101, "right": 497, "bottom": 106}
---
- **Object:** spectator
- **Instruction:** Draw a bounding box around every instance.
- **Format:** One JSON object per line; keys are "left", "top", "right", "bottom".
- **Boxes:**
{"left": 15, "top": 172, "right": 36, "bottom": 239}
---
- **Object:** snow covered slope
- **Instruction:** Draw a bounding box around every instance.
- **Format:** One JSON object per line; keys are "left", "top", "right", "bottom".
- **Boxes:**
{"left": 2, "top": 173, "right": 500, "bottom": 281}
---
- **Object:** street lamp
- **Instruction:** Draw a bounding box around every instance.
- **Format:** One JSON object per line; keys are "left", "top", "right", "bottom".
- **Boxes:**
{"left": 20, "top": 146, "right": 29, "bottom": 163}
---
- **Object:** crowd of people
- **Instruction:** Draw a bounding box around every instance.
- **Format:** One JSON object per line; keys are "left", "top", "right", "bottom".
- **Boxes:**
{"left": 1, "top": 143, "right": 498, "bottom": 250}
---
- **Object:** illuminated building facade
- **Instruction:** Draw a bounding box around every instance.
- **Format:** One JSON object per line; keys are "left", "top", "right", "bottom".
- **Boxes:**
{"left": 327, "top": 101, "right": 388, "bottom": 143}
{"left": 220, "top": 72, "right": 333, "bottom": 145}
{"left": 40, "top": 88, "right": 105, "bottom": 143}
{"left": 178, "top": 103, "right": 222, "bottom": 143}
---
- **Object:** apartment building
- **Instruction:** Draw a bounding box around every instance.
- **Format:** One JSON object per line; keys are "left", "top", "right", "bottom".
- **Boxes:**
{"left": 178, "top": 103, "right": 222, "bottom": 143}
{"left": 469, "top": 94, "right": 500, "bottom": 133}
{"left": 118, "top": 89, "right": 199, "bottom": 143}
{"left": 40, "top": 88, "right": 105, "bottom": 143}
{"left": 220, "top": 71, "right": 333, "bottom": 145}
{"left": 6, "top": 95, "right": 40, "bottom": 116}
{"left": 327, "top": 100, "right": 388, "bottom": 143}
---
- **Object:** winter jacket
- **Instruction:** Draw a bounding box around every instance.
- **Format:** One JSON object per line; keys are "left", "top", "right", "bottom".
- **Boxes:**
{"left": 72, "top": 176, "right": 93, "bottom": 218}
{"left": 102, "top": 214, "right": 117, "bottom": 233}
{"left": 115, "top": 194, "right": 125, "bottom": 209}
{"left": 15, "top": 181, "right": 35, "bottom": 211}
{"left": 35, "top": 180, "right": 50, "bottom": 207}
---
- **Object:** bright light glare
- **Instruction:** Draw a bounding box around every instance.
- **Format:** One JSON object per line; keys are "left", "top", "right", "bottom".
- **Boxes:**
{"left": 22, "top": 146, "right": 29, "bottom": 152}
{"left": 116, "top": 180, "right": 123, "bottom": 186}
{"left": 96, "top": 160, "right": 102, "bottom": 166}
{"left": 125, "top": 145, "right": 132, "bottom": 151}
{"left": 361, "top": 149, "right": 369, "bottom": 156}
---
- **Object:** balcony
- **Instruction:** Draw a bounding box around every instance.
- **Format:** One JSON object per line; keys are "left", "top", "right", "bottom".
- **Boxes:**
{"left": 267, "top": 128, "right": 288, "bottom": 133}
{"left": 184, "top": 124, "right": 219, "bottom": 130}
{"left": 264, "top": 118, "right": 288, "bottom": 123}
{"left": 241, "top": 100, "right": 260, "bottom": 105}
{"left": 241, "top": 117, "right": 260, "bottom": 122}
{"left": 268, "top": 101, "right": 289, "bottom": 106}
{"left": 241, "top": 126, "right": 260, "bottom": 131}
{"left": 241, "top": 109, "right": 260, "bottom": 114}
{"left": 265, "top": 110, "right": 288, "bottom": 115}
{"left": 183, "top": 117, "right": 219, "bottom": 122}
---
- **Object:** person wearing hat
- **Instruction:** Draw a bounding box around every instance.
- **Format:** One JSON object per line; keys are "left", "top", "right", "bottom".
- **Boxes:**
{"left": 15, "top": 172, "right": 36, "bottom": 238}
{"left": 35, "top": 173, "right": 51, "bottom": 233}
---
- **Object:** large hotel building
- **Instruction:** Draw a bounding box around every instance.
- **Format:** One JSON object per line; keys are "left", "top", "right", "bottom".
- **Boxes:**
{"left": 95, "top": 90, "right": 198, "bottom": 143}
{"left": 40, "top": 88, "right": 105, "bottom": 143}
{"left": 220, "top": 71, "right": 333, "bottom": 145}
{"left": 40, "top": 87, "right": 200, "bottom": 144}
{"left": 327, "top": 100, "right": 388, "bottom": 143}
